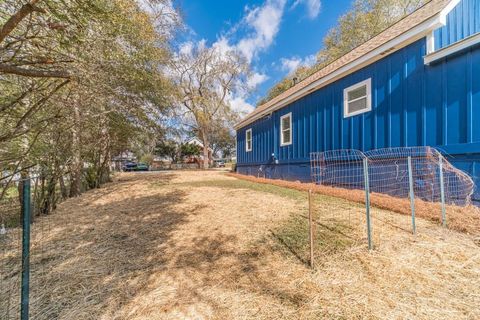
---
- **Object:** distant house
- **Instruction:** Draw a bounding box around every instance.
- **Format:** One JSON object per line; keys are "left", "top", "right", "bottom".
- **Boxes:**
{"left": 185, "top": 137, "right": 213, "bottom": 165}
{"left": 235, "top": 0, "right": 480, "bottom": 201}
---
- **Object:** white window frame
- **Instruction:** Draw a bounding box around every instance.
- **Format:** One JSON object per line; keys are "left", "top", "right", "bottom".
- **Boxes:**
{"left": 245, "top": 128, "right": 252, "bottom": 152}
{"left": 343, "top": 78, "right": 372, "bottom": 118}
{"left": 280, "top": 113, "right": 292, "bottom": 146}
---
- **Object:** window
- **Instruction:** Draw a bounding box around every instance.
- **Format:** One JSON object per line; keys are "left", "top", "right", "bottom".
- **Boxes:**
{"left": 343, "top": 78, "right": 372, "bottom": 118}
{"left": 280, "top": 113, "right": 292, "bottom": 146}
{"left": 245, "top": 129, "right": 252, "bottom": 152}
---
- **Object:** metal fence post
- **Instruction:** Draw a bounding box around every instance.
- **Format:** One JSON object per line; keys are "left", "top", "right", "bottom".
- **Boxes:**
{"left": 308, "top": 190, "right": 315, "bottom": 268}
{"left": 438, "top": 155, "right": 447, "bottom": 227}
{"left": 363, "top": 158, "right": 372, "bottom": 250}
{"left": 407, "top": 156, "right": 416, "bottom": 234}
{"left": 21, "top": 178, "right": 31, "bottom": 320}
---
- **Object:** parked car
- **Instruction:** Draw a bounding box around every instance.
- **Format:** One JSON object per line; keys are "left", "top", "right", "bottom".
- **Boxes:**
{"left": 123, "top": 162, "right": 137, "bottom": 172}
{"left": 213, "top": 159, "right": 226, "bottom": 168}
{"left": 135, "top": 163, "right": 149, "bottom": 171}
{"left": 123, "top": 162, "right": 149, "bottom": 172}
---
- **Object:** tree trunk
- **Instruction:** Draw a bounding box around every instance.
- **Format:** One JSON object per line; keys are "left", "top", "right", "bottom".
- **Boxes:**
{"left": 59, "top": 175, "right": 68, "bottom": 199}
{"left": 98, "top": 124, "right": 111, "bottom": 185}
{"left": 69, "top": 104, "right": 82, "bottom": 197}
{"left": 201, "top": 130, "right": 210, "bottom": 169}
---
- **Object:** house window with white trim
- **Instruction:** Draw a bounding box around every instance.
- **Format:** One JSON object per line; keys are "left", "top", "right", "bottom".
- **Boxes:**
{"left": 343, "top": 78, "right": 372, "bottom": 118}
{"left": 245, "top": 129, "right": 252, "bottom": 152}
{"left": 280, "top": 113, "right": 292, "bottom": 146}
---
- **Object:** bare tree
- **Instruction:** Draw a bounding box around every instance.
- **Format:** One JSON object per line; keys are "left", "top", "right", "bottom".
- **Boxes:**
{"left": 171, "top": 44, "right": 248, "bottom": 168}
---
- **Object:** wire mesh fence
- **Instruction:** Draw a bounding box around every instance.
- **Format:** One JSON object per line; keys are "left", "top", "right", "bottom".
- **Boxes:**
{"left": 1, "top": 174, "right": 70, "bottom": 320}
{"left": 309, "top": 146, "right": 475, "bottom": 251}
{"left": 364, "top": 147, "right": 474, "bottom": 206}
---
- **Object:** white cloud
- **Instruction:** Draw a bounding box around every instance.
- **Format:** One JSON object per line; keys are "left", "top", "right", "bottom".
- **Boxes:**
{"left": 247, "top": 72, "right": 269, "bottom": 89}
{"left": 229, "top": 96, "right": 255, "bottom": 115}
{"left": 179, "top": 41, "right": 194, "bottom": 56}
{"left": 292, "top": 0, "right": 321, "bottom": 19}
{"left": 303, "top": 54, "right": 317, "bottom": 67}
{"left": 236, "top": 0, "right": 287, "bottom": 62}
{"left": 212, "top": 36, "right": 232, "bottom": 56}
{"left": 280, "top": 57, "right": 302, "bottom": 74}
{"left": 175, "top": 0, "right": 290, "bottom": 117}
{"left": 207, "top": 0, "right": 287, "bottom": 63}
{"left": 280, "top": 54, "right": 316, "bottom": 74}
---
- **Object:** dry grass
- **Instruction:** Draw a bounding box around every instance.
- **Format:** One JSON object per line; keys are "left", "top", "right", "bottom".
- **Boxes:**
{"left": 1, "top": 170, "right": 479, "bottom": 319}
{"left": 227, "top": 173, "right": 480, "bottom": 236}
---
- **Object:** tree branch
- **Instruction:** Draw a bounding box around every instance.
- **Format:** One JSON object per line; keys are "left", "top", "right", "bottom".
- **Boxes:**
{"left": 0, "top": 64, "right": 71, "bottom": 79}
{"left": 0, "top": 0, "right": 45, "bottom": 44}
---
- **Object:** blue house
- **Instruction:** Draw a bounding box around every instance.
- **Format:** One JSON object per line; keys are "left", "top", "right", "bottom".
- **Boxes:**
{"left": 235, "top": 0, "right": 480, "bottom": 201}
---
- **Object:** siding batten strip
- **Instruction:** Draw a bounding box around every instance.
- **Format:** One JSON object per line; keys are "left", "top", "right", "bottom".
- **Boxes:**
{"left": 388, "top": 59, "right": 392, "bottom": 148}
{"left": 373, "top": 72, "right": 378, "bottom": 149}
{"left": 422, "top": 45, "right": 427, "bottom": 146}
{"left": 331, "top": 91, "right": 335, "bottom": 149}
{"left": 467, "top": 50, "right": 473, "bottom": 143}
{"left": 442, "top": 60, "right": 448, "bottom": 145}
{"left": 403, "top": 50, "right": 408, "bottom": 146}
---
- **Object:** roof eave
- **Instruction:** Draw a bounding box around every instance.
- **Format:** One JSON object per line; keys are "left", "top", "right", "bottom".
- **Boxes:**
{"left": 234, "top": 8, "right": 450, "bottom": 131}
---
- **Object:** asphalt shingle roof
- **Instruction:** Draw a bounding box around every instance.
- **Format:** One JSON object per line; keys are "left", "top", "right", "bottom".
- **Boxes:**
{"left": 237, "top": 0, "right": 452, "bottom": 129}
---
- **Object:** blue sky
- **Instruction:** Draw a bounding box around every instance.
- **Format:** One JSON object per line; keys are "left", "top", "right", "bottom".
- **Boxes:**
{"left": 177, "top": 0, "right": 352, "bottom": 113}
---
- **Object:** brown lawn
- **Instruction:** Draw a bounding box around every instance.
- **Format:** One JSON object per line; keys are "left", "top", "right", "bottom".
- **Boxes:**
{"left": 1, "top": 170, "right": 479, "bottom": 319}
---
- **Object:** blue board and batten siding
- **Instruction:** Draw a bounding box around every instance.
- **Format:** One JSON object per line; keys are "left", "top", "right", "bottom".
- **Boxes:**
{"left": 236, "top": 0, "right": 480, "bottom": 198}
{"left": 434, "top": 0, "right": 480, "bottom": 49}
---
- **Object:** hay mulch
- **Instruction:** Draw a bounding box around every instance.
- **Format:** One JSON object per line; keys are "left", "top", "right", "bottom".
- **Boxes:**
{"left": 227, "top": 173, "right": 480, "bottom": 236}
{"left": 1, "top": 170, "right": 479, "bottom": 319}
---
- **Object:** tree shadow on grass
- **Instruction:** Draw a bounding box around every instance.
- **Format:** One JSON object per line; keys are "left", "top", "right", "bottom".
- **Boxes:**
{"left": 3, "top": 171, "right": 312, "bottom": 319}
{"left": 1, "top": 172, "right": 186, "bottom": 320}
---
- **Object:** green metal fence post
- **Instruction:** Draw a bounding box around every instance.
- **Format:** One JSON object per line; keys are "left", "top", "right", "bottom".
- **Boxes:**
{"left": 407, "top": 156, "right": 416, "bottom": 234}
{"left": 438, "top": 155, "right": 447, "bottom": 227}
{"left": 21, "top": 178, "right": 31, "bottom": 320}
{"left": 363, "top": 158, "right": 372, "bottom": 250}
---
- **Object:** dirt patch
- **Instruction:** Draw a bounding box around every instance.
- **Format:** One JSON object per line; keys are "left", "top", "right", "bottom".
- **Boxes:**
{"left": 1, "top": 171, "right": 479, "bottom": 319}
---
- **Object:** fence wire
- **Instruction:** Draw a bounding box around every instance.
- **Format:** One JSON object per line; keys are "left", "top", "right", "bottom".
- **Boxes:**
{"left": 310, "top": 146, "right": 475, "bottom": 250}
{"left": 311, "top": 146, "right": 474, "bottom": 206}
{"left": 1, "top": 174, "right": 70, "bottom": 320}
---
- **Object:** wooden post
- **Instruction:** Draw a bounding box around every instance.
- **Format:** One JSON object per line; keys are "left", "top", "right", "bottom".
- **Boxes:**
{"left": 308, "top": 189, "right": 315, "bottom": 269}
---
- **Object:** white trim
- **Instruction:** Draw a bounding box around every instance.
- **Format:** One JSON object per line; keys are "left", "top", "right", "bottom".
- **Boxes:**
{"left": 245, "top": 128, "right": 252, "bottom": 152}
{"left": 234, "top": 10, "right": 449, "bottom": 130}
{"left": 439, "top": 0, "right": 461, "bottom": 25}
{"left": 343, "top": 78, "right": 372, "bottom": 118}
{"left": 426, "top": 30, "right": 435, "bottom": 54}
{"left": 280, "top": 113, "right": 292, "bottom": 146}
{"left": 424, "top": 32, "right": 480, "bottom": 65}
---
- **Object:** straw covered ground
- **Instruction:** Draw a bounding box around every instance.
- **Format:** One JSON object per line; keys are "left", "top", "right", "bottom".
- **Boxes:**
{"left": 227, "top": 173, "right": 480, "bottom": 235}
{"left": 1, "top": 170, "right": 479, "bottom": 319}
